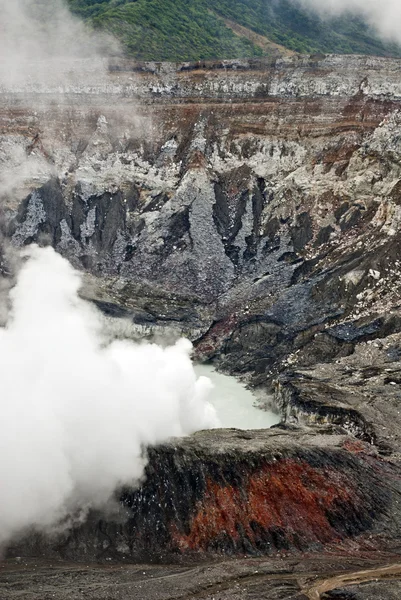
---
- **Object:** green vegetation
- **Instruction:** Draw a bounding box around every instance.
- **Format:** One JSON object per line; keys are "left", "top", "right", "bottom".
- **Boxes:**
{"left": 67, "top": 0, "right": 401, "bottom": 61}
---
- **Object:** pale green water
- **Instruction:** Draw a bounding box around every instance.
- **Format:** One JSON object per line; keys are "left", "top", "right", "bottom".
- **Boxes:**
{"left": 195, "top": 365, "right": 280, "bottom": 430}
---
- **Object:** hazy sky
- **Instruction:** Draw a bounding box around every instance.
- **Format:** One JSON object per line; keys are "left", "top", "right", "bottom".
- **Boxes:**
{"left": 298, "top": 0, "right": 401, "bottom": 45}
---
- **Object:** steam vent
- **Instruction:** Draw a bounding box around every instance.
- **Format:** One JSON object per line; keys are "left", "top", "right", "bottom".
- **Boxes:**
{"left": 4, "top": 53, "right": 401, "bottom": 599}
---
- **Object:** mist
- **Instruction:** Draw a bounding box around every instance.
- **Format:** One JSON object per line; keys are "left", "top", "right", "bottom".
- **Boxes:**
{"left": 297, "top": 0, "right": 401, "bottom": 46}
{"left": 0, "top": 0, "right": 122, "bottom": 202}
{"left": 0, "top": 246, "right": 218, "bottom": 546}
{"left": 0, "top": 0, "right": 117, "bottom": 87}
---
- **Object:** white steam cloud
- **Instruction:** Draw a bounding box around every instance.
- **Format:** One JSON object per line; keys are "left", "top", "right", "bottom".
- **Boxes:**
{"left": 0, "top": 246, "right": 218, "bottom": 546}
{"left": 297, "top": 0, "right": 401, "bottom": 46}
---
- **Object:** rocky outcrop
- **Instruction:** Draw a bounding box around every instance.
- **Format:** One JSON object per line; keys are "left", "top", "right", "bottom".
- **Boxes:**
{"left": 7, "top": 428, "right": 401, "bottom": 562}
{"left": 275, "top": 329, "right": 401, "bottom": 457}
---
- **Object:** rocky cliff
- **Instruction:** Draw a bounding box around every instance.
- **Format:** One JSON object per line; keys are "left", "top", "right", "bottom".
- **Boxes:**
{"left": 3, "top": 54, "right": 401, "bottom": 597}
{"left": 2, "top": 55, "right": 401, "bottom": 360}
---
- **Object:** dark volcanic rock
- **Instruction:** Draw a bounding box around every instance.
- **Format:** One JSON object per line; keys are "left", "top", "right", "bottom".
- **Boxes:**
{"left": 275, "top": 330, "right": 401, "bottom": 457}
{"left": 323, "top": 581, "right": 401, "bottom": 599}
{"left": 7, "top": 429, "right": 401, "bottom": 562}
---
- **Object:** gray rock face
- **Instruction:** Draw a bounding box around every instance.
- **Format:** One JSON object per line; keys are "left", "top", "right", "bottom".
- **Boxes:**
{"left": 3, "top": 56, "right": 401, "bottom": 359}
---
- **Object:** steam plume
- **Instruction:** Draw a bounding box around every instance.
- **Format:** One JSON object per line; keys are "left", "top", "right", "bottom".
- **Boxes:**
{"left": 297, "top": 0, "right": 401, "bottom": 46}
{"left": 0, "top": 246, "right": 218, "bottom": 545}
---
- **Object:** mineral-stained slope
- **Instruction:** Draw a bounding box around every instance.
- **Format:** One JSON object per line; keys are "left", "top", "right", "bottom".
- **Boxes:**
{"left": 7, "top": 429, "right": 401, "bottom": 562}
{"left": 3, "top": 54, "right": 401, "bottom": 586}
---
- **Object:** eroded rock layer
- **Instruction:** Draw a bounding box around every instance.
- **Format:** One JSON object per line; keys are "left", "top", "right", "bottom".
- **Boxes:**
{"left": 2, "top": 56, "right": 401, "bottom": 372}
